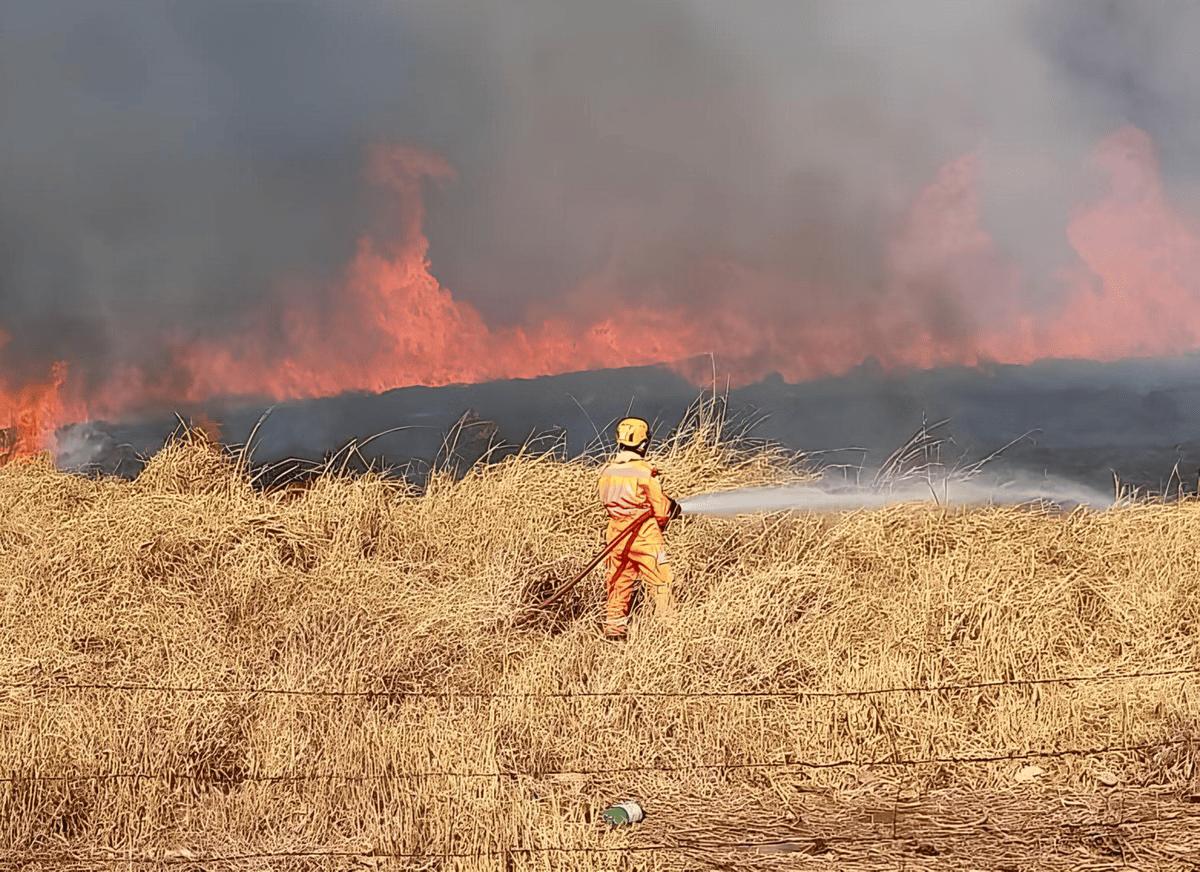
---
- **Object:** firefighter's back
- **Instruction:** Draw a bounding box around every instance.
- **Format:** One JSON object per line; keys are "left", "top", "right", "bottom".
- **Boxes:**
{"left": 598, "top": 450, "right": 654, "bottom": 522}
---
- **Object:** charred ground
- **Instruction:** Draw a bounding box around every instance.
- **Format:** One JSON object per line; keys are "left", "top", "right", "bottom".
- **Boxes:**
{"left": 56, "top": 355, "right": 1200, "bottom": 496}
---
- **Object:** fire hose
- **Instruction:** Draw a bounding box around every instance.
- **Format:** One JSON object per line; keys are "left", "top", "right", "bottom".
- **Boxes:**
{"left": 536, "top": 509, "right": 655, "bottom": 609}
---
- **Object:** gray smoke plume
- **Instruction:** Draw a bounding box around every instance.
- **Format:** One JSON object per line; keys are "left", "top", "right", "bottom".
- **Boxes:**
{"left": 3, "top": 1, "right": 1200, "bottom": 406}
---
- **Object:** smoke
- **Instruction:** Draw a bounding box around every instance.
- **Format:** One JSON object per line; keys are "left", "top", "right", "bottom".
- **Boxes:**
{"left": 680, "top": 476, "right": 1113, "bottom": 516}
{"left": 4, "top": 1, "right": 1200, "bottom": 450}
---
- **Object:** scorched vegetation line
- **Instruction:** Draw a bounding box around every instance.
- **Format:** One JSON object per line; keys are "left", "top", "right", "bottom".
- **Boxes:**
{"left": 2, "top": 665, "right": 1197, "bottom": 701}
{"left": 4, "top": 810, "right": 1198, "bottom": 866}
{"left": 1, "top": 738, "right": 1190, "bottom": 786}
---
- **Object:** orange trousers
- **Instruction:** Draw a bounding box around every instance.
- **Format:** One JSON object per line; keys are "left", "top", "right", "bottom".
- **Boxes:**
{"left": 603, "top": 518, "right": 674, "bottom": 638}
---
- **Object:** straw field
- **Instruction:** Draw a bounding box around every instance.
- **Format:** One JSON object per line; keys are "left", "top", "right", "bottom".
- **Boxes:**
{"left": 1, "top": 406, "right": 1199, "bottom": 870}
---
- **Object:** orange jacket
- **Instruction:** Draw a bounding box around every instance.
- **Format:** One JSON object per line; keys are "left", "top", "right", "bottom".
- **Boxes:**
{"left": 598, "top": 450, "right": 675, "bottom": 532}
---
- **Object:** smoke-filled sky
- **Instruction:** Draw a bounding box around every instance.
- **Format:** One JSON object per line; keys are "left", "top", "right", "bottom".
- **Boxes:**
{"left": 4, "top": 0, "right": 1200, "bottom": 452}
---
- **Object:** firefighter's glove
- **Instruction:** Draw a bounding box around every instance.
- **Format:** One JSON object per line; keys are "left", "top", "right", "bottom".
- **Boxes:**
{"left": 659, "top": 497, "right": 683, "bottom": 530}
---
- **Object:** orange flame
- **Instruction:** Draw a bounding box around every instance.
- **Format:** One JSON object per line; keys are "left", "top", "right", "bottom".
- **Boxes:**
{"left": 0, "top": 356, "right": 69, "bottom": 464}
{"left": 2, "top": 126, "right": 1199, "bottom": 461}
{"left": 165, "top": 146, "right": 702, "bottom": 402}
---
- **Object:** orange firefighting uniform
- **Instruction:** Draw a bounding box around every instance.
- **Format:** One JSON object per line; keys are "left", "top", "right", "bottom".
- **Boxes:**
{"left": 597, "top": 449, "right": 676, "bottom": 637}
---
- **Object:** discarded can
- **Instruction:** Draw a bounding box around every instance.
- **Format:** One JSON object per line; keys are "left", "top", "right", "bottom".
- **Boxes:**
{"left": 601, "top": 800, "right": 645, "bottom": 827}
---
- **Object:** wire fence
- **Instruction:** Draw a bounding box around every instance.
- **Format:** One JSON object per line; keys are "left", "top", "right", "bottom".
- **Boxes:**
{"left": 4, "top": 806, "right": 1198, "bottom": 867}
{"left": 2, "top": 666, "right": 1197, "bottom": 867}
{"left": 0, "top": 738, "right": 1190, "bottom": 787}
{"left": 3, "top": 667, "right": 1193, "bottom": 788}
{"left": 1, "top": 664, "right": 1196, "bottom": 702}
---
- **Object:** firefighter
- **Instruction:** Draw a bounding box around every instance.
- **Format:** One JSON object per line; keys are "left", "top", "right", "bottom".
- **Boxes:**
{"left": 597, "top": 417, "right": 683, "bottom": 639}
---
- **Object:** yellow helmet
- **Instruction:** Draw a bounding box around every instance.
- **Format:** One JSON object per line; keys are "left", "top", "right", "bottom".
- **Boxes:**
{"left": 615, "top": 416, "right": 650, "bottom": 449}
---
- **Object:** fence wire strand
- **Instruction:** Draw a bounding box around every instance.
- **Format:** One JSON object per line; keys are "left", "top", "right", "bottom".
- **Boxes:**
{"left": 0, "top": 738, "right": 1190, "bottom": 787}
{"left": 1, "top": 665, "right": 1196, "bottom": 702}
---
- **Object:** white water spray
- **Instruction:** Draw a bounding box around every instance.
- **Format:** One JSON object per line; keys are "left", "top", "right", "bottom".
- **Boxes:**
{"left": 679, "top": 475, "right": 1113, "bottom": 516}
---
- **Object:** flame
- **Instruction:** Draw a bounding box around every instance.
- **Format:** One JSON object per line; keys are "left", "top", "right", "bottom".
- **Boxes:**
{"left": 165, "top": 146, "right": 698, "bottom": 401}
{"left": 885, "top": 127, "right": 1200, "bottom": 368}
{"left": 0, "top": 357, "right": 69, "bottom": 464}
{"left": 2, "top": 126, "right": 1200, "bottom": 461}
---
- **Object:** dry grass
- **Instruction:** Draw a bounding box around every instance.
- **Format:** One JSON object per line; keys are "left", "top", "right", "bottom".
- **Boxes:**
{"left": 0, "top": 398, "right": 1198, "bottom": 870}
